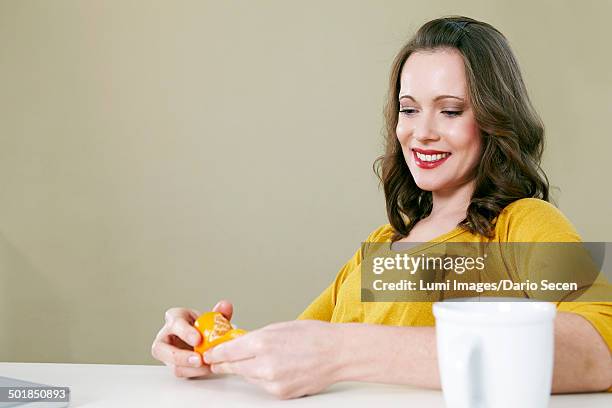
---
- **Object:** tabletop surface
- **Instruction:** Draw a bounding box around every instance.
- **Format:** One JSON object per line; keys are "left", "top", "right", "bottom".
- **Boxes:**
{"left": 0, "top": 362, "right": 610, "bottom": 407}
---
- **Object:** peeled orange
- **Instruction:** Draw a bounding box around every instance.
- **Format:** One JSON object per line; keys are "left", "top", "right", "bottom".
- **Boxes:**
{"left": 193, "top": 311, "right": 247, "bottom": 354}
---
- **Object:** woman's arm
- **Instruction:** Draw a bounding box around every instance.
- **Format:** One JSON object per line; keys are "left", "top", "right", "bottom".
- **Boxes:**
{"left": 551, "top": 312, "right": 612, "bottom": 392}
{"left": 335, "top": 311, "right": 612, "bottom": 393}
{"left": 204, "top": 311, "right": 611, "bottom": 399}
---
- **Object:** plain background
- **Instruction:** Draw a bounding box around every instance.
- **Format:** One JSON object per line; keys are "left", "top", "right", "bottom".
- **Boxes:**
{"left": 1, "top": 0, "right": 610, "bottom": 364}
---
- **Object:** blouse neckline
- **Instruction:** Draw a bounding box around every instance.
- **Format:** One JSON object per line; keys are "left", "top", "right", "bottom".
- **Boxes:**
{"left": 386, "top": 226, "right": 467, "bottom": 254}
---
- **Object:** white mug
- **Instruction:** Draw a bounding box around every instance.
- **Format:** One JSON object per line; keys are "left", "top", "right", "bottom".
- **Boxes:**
{"left": 433, "top": 297, "right": 556, "bottom": 408}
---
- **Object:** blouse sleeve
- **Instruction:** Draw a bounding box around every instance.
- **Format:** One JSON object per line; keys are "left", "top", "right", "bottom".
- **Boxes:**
{"left": 296, "top": 224, "right": 392, "bottom": 321}
{"left": 504, "top": 199, "right": 612, "bottom": 382}
{"left": 295, "top": 247, "right": 361, "bottom": 321}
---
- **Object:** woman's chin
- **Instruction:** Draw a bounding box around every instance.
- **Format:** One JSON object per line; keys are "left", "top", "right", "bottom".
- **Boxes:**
{"left": 413, "top": 180, "right": 439, "bottom": 192}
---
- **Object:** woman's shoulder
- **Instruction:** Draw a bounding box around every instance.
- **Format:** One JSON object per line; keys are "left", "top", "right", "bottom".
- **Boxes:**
{"left": 499, "top": 197, "right": 570, "bottom": 223}
{"left": 494, "top": 198, "right": 581, "bottom": 242}
{"left": 364, "top": 223, "right": 396, "bottom": 243}
{"left": 363, "top": 198, "right": 581, "bottom": 242}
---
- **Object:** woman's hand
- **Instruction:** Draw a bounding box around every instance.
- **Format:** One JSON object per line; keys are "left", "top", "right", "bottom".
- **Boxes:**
{"left": 203, "top": 320, "right": 344, "bottom": 399}
{"left": 151, "top": 300, "right": 234, "bottom": 378}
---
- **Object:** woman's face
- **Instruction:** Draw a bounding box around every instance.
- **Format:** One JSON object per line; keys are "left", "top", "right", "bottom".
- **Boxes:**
{"left": 396, "top": 48, "right": 482, "bottom": 194}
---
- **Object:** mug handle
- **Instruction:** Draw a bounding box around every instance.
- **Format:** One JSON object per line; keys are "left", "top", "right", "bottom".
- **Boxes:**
{"left": 447, "top": 334, "right": 481, "bottom": 408}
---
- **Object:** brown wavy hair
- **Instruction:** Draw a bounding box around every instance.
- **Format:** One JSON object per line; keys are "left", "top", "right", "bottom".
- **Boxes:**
{"left": 373, "top": 16, "right": 550, "bottom": 241}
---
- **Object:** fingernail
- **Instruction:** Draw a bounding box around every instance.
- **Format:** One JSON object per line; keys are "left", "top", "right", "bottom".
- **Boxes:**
{"left": 203, "top": 352, "right": 212, "bottom": 364}
{"left": 188, "top": 355, "right": 201, "bottom": 367}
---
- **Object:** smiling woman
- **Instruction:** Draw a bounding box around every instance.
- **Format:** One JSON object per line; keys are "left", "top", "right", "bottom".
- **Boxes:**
{"left": 396, "top": 49, "right": 483, "bottom": 205}
{"left": 151, "top": 15, "right": 612, "bottom": 399}
{"left": 376, "top": 18, "right": 550, "bottom": 242}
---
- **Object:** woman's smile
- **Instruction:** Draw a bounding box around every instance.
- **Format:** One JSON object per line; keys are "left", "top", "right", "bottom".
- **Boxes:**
{"left": 412, "top": 148, "right": 451, "bottom": 169}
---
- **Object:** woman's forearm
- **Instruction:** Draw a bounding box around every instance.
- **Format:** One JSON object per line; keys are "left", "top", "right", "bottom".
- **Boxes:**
{"left": 334, "top": 323, "right": 440, "bottom": 389}
{"left": 332, "top": 312, "right": 612, "bottom": 393}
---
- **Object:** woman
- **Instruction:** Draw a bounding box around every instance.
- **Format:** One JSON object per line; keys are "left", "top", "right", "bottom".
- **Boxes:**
{"left": 150, "top": 16, "right": 612, "bottom": 398}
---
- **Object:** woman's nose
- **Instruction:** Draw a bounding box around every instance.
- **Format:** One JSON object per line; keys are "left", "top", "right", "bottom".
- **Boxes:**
{"left": 413, "top": 116, "right": 441, "bottom": 142}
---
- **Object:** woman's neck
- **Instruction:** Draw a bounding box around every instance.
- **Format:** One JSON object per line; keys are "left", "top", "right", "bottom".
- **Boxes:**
{"left": 428, "top": 180, "right": 475, "bottom": 220}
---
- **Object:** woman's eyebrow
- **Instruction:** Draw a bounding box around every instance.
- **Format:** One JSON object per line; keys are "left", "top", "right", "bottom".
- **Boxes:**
{"left": 399, "top": 94, "right": 465, "bottom": 102}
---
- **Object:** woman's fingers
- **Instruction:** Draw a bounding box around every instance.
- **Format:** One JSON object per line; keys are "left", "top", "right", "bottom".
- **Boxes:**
{"left": 164, "top": 307, "right": 199, "bottom": 326}
{"left": 152, "top": 303, "right": 237, "bottom": 379}
{"left": 152, "top": 339, "right": 204, "bottom": 368}
{"left": 210, "top": 357, "right": 263, "bottom": 378}
{"left": 169, "top": 314, "right": 202, "bottom": 347}
{"left": 164, "top": 302, "right": 233, "bottom": 348}
{"left": 151, "top": 307, "right": 204, "bottom": 372}
{"left": 204, "top": 332, "right": 259, "bottom": 364}
{"left": 167, "top": 363, "right": 213, "bottom": 379}
{"left": 212, "top": 299, "right": 233, "bottom": 321}
{"left": 215, "top": 362, "right": 301, "bottom": 399}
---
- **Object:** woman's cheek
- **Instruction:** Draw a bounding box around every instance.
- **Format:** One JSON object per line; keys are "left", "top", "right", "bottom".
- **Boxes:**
{"left": 396, "top": 120, "right": 410, "bottom": 144}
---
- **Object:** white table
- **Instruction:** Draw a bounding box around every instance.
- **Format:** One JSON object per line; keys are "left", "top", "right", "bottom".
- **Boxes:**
{"left": 0, "top": 362, "right": 610, "bottom": 407}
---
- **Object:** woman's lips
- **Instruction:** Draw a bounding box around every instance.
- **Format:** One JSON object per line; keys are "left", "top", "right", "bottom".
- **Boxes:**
{"left": 412, "top": 149, "right": 451, "bottom": 169}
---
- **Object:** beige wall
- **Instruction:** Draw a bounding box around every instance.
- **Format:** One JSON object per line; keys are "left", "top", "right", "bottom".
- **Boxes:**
{"left": 1, "top": 0, "right": 610, "bottom": 364}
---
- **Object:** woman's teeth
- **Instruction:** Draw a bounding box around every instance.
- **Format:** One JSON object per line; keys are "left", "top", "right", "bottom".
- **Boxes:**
{"left": 415, "top": 152, "right": 450, "bottom": 162}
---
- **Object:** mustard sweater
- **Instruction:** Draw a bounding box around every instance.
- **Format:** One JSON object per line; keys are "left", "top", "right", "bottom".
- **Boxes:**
{"left": 297, "top": 198, "right": 612, "bottom": 390}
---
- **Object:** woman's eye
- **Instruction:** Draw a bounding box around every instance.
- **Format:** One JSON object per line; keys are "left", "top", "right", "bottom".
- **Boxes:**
{"left": 443, "top": 110, "right": 463, "bottom": 117}
{"left": 399, "top": 108, "right": 417, "bottom": 115}
{"left": 399, "top": 109, "right": 463, "bottom": 117}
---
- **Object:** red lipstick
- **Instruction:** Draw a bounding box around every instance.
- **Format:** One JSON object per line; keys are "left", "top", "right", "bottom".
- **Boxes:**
{"left": 412, "top": 148, "right": 451, "bottom": 169}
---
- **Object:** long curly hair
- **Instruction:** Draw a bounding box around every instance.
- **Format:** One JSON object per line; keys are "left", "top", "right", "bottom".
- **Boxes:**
{"left": 373, "top": 16, "right": 550, "bottom": 241}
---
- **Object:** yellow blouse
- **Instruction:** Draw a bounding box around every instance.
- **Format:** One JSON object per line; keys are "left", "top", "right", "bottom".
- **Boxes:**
{"left": 297, "top": 198, "right": 611, "bottom": 390}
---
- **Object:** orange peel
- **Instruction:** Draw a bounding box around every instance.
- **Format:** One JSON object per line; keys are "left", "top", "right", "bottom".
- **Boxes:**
{"left": 193, "top": 311, "right": 247, "bottom": 354}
